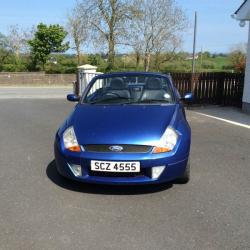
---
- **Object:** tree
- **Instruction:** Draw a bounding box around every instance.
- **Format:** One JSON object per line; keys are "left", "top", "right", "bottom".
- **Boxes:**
{"left": 0, "top": 33, "right": 11, "bottom": 68}
{"left": 130, "top": 0, "right": 187, "bottom": 71}
{"left": 154, "top": 37, "right": 182, "bottom": 71}
{"left": 7, "top": 25, "right": 28, "bottom": 63}
{"left": 128, "top": 25, "right": 143, "bottom": 69}
{"left": 77, "top": 0, "right": 134, "bottom": 70}
{"left": 229, "top": 50, "right": 246, "bottom": 73}
{"left": 28, "top": 23, "right": 69, "bottom": 70}
{"left": 67, "top": 7, "right": 88, "bottom": 65}
{"left": 203, "top": 51, "right": 211, "bottom": 58}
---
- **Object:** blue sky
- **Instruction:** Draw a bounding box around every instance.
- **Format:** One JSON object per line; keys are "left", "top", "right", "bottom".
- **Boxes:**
{"left": 0, "top": 0, "right": 248, "bottom": 53}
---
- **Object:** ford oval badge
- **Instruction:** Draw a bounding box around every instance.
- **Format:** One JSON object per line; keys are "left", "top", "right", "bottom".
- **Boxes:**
{"left": 109, "top": 145, "right": 124, "bottom": 152}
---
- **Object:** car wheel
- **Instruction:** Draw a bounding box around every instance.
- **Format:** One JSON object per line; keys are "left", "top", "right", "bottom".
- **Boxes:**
{"left": 176, "top": 160, "right": 190, "bottom": 184}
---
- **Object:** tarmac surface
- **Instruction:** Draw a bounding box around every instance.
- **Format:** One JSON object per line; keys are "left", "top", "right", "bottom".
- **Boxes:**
{"left": 0, "top": 90, "right": 249, "bottom": 250}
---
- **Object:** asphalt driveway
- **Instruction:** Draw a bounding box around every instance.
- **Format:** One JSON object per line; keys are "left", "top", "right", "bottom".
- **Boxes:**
{"left": 0, "top": 87, "right": 71, "bottom": 99}
{"left": 0, "top": 95, "right": 249, "bottom": 250}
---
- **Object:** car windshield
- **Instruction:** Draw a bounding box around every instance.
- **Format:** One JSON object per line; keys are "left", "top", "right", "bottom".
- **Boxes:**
{"left": 82, "top": 75, "right": 175, "bottom": 105}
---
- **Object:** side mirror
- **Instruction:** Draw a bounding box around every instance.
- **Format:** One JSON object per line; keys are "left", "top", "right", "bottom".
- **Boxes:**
{"left": 181, "top": 92, "right": 193, "bottom": 102}
{"left": 67, "top": 94, "right": 80, "bottom": 102}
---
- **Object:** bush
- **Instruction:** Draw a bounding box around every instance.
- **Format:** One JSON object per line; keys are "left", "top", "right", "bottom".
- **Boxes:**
{"left": 229, "top": 51, "right": 246, "bottom": 73}
{"left": 201, "top": 61, "right": 216, "bottom": 69}
{"left": 45, "top": 64, "right": 77, "bottom": 74}
{"left": 164, "top": 62, "right": 191, "bottom": 73}
{"left": 222, "top": 64, "right": 234, "bottom": 70}
{"left": 63, "top": 67, "right": 77, "bottom": 74}
{"left": 88, "top": 54, "right": 101, "bottom": 66}
{"left": 2, "top": 64, "right": 16, "bottom": 72}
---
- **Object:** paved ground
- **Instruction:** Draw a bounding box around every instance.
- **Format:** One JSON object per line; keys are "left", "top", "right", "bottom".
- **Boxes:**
{"left": 0, "top": 93, "right": 250, "bottom": 249}
{"left": 192, "top": 105, "right": 250, "bottom": 128}
{"left": 0, "top": 87, "right": 71, "bottom": 99}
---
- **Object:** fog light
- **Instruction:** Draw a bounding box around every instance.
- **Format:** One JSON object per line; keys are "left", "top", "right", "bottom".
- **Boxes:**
{"left": 68, "top": 163, "right": 82, "bottom": 177}
{"left": 151, "top": 166, "right": 165, "bottom": 179}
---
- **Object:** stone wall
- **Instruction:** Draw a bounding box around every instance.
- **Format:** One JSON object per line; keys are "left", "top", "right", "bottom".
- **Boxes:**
{"left": 0, "top": 72, "right": 76, "bottom": 86}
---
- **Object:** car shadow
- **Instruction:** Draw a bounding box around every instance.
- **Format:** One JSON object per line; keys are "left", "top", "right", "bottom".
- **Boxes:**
{"left": 46, "top": 160, "right": 173, "bottom": 195}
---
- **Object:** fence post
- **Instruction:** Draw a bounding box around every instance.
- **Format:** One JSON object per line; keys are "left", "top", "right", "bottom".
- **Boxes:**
{"left": 191, "top": 73, "right": 199, "bottom": 92}
{"left": 73, "top": 72, "right": 80, "bottom": 96}
{"left": 76, "top": 64, "right": 103, "bottom": 95}
{"left": 216, "top": 72, "right": 225, "bottom": 105}
{"left": 190, "top": 74, "right": 194, "bottom": 93}
{"left": 78, "top": 64, "right": 97, "bottom": 94}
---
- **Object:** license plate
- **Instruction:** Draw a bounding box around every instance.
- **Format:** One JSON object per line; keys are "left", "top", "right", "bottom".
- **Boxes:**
{"left": 91, "top": 160, "right": 140, "bottom": 173}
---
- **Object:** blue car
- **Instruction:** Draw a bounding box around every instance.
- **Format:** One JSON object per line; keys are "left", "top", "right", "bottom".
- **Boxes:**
{"left": 54, "top": 72, "right": 192, "bottom": 185}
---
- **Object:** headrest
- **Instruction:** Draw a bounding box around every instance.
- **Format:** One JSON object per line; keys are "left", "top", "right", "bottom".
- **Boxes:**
{"left": 110, "top": 78, "right": 126, "bottom": 89}
{"left": 145, "top": 77, "right": 163, "bottom": 90}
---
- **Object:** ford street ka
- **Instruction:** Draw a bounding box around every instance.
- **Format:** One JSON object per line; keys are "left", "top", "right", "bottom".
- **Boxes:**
{"left": 54, "top": 72, "right": 192, "bottom": 185}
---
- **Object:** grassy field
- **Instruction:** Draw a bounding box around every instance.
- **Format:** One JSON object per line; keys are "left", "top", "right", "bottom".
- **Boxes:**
{"left": 0, "top": 53, "right": 239, "bottom": 74}
{"left": 107, "top": 54, "right": 235, "bottom": 73}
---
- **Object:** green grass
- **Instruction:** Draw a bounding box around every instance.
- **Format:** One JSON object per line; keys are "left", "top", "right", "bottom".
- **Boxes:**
{"left": 0, "top": 53, "right": 236, "bottom": 74}
{"left": 161, "top": 56, "right": 233, "bottom": 73}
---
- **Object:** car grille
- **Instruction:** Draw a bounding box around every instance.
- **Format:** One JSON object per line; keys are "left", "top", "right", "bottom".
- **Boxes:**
{"left": 84, "top": 144, "right": 152, "bottom": 153}
{"left": 89, "top": 168, "right": 150, "bottom": 178}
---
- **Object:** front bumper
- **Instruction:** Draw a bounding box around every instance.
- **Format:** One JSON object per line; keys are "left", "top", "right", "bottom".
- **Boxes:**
{"left": 54, "top": 137, "right": 190, "bottom": 185}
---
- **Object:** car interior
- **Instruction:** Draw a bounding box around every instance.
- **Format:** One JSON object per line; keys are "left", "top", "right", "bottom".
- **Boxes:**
{"left": 86, "top": 76, "right": 174, "bottom": 103}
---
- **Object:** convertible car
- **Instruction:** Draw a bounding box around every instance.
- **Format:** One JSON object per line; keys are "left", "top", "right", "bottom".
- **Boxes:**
{"left": 54, "top": 72, "right": 192, "bottom": 185}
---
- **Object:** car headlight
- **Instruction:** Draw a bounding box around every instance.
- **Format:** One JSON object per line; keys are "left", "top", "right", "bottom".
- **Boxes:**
{"left": 63, "top": 126, "right": 81, "bottom": 152}
{"left": 153, "top": 127, "right": 179, "bottom": 153}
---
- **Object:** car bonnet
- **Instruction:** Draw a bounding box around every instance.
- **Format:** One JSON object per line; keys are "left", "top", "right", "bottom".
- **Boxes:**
{"left": 70, "top": 104, "right": 178, "bottom": 146}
